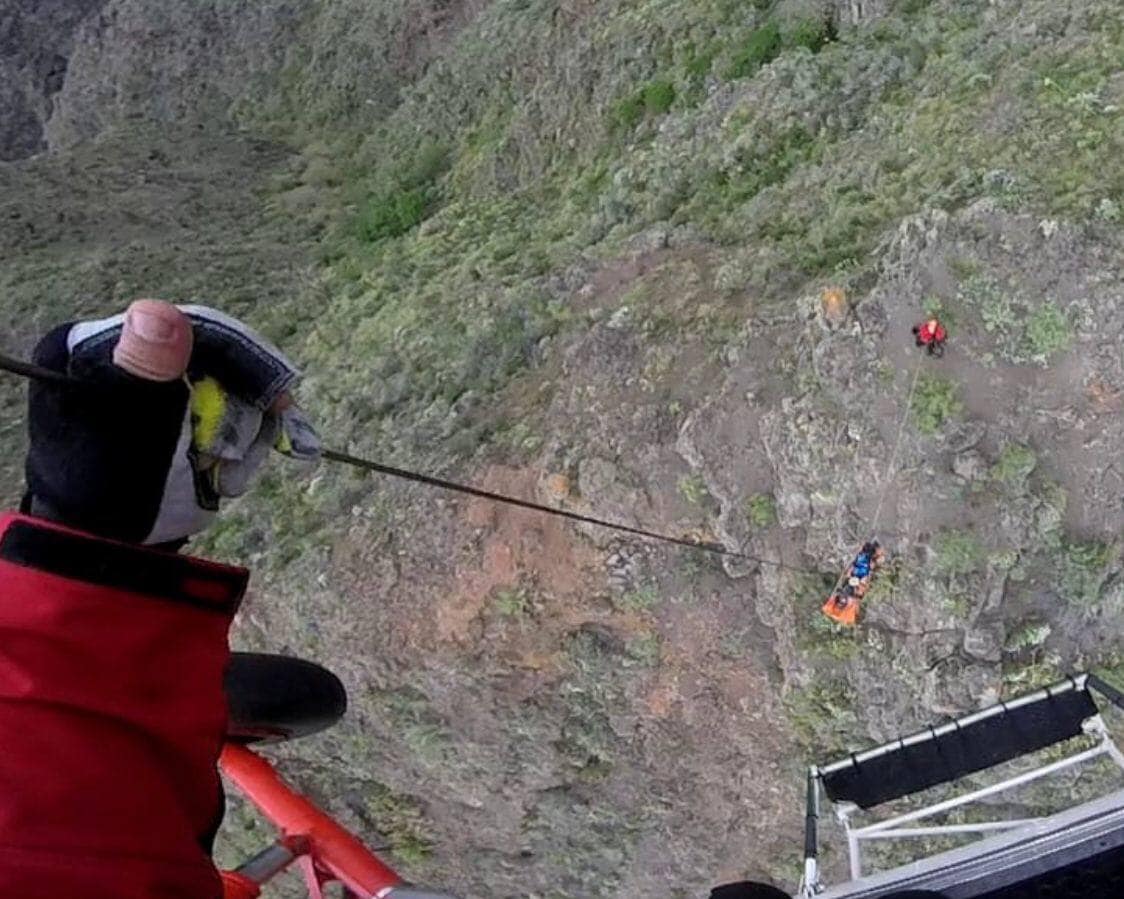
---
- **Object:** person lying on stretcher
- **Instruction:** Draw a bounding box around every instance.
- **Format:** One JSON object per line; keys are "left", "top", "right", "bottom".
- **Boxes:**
{"left": 822, "top": 540, "right": 885, "bottom": 626}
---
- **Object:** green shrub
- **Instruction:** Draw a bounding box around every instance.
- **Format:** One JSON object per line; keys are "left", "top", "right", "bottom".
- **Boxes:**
{"left": 989, "top": 548, "right": 1020, "bottom": 572}
{"left": 361, "top": 781, "right": 434, "bottom": 863}
{"left": 963, "top": 275, "right": 1018, "bottom": 335}
{"left": 726, "top": 21, "right": 782, "bottom": 79}
{"left": 642, "top": 80, "right": 676, "bottom": 115}
{"left": 790, "top": 570, "right": 839, "bottom": 606}
{"left": 1097, "top": 198, "right": 1121, "bottom": 222}
{"left": 933, "top": 529, "right": 984, "bottom": 576}
{"left": 1060, "top": 540, "right": 1115, "bottom": 605}
{"left": 1022, "top": 302, "right": 1071, "bottom": 362}
{"left": 961, "top": 275, "right": 1072, "bottom": 365}
{"left": 800, "top": 610, "right": 860, "bottom": 659}
{"left": 494, "top": 587, "right": 532, "bottom": 618}
{"left": 991, "top": 443, "right": 1037, "bottom": 486}
{"left": 402, "top": 141, "right": 451, "bottom": 188}
{"left": 863, "top": 556, "right": 901, "bottom": 604}
{"left": 353, "top": 142, "right": 449, "bottom": 242}
{"left": 706, "top": 126, "right": 816, "bottom": 208}
{"left": 684, "top": 43, "right": 717, "bottom": 79}
{"left": 783, "top": 18, "right": 832, "bottom": 53}
{"left": 745, "top": 493, "right": 778, "bottom": 528}
{"left": 612, "top": 79, "right": 677, "bottom": 131}
{"left": 785, "top": 682, "right": 860, "bottom": 755}
{"left": 1032, "top": 480, "right": 1069, "bottom": 546}
{"left": 1003, "top": 656, "right": 1066, "bottom": 692}
{"left": 612, "top": 95, "right": 645, "bottom": 131}
{"left": 678, "top": 473, "right": 709, "bottom": 504}
{"left": 626, "top": 632, "right": 662, "bottom": 667}
{"left": 614, "top": 586, "right": 661, "bottom": 612}
{"left": 1005, "top": 621, "right": 1051, "bottom": 652}
{"left": 356, "top": 187, "right": 429, "bottom": 241}
{"left": 558, "top": 630, "right": 623, "bottom": 767}
{"left": 911, "top": 374, "right": 963, "bottom": 433}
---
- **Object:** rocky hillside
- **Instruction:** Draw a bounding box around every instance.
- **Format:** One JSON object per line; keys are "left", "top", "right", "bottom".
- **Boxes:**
{"left": 1, "top": 1, "right": 1121, "bottom": 896}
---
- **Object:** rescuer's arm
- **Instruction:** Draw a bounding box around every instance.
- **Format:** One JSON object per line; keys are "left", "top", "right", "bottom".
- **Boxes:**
{"left": 0, "top": 300, "right": 315, "bottom": 899}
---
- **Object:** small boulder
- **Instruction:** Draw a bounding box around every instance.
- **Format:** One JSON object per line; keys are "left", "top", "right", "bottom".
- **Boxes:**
{"left": 776, "top": 485, "right": 812, "bottom": 528}
{"left": 963, "top": 623, "right": 1005, "bottom": 662}
{"left": 952, "top": 449, "right": 987, "bottom": 482}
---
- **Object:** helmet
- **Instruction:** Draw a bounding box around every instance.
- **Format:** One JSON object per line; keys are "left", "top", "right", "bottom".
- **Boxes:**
{"left": 848, "top": 576, "right": 861, "bottom": 587}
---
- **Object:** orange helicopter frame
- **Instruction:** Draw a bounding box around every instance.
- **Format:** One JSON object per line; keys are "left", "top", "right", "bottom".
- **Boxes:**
{"left": 219, "top": 743, "right": 407, "bottom": 899}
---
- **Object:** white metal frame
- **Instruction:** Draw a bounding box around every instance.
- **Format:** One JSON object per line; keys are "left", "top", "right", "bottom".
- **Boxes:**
{"left": 798, "top": 677, "right": 1124, "bottom": 897}
{"left": 833, "top": 715, "right": 1124, "bottom": 881}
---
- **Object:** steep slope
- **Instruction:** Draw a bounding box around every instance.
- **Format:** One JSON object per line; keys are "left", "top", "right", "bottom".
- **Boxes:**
{"left": 1, "top": 1, "right": 1122, "bottom": 897}
{"left": 0, "top": 0, "right": 103, "bottom": 159}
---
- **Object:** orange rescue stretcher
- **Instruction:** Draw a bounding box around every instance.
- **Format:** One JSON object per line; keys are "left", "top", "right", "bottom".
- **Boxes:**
{"left": 822, "top": 542, "right": 885, "bottom": 627}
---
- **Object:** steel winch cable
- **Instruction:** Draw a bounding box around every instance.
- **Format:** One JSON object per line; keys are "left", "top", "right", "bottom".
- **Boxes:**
{"left": 0, "top": 350, "right": 816, "bottom": 573}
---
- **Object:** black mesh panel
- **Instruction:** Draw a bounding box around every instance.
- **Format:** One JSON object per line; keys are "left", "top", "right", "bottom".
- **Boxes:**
{"left": 821, "top": 686, "right": 1097, "bottom": 809}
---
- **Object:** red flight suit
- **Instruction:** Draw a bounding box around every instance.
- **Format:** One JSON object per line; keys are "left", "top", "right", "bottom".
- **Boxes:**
{"left": 0, "top": 512, "right": 244, "bottom": 898}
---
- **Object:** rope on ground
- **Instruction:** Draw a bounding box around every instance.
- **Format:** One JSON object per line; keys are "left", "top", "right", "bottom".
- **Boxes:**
{"left": 870, "top": 362, "right": 923, "bottom": 536}
{"left": 826, "top": 362, "right": 923, "bottom": 605}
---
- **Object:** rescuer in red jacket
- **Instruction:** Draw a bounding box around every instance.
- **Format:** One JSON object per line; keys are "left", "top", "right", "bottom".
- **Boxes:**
{"left": 912, "top": 317, "right": 948, "bottom": 357}
{"left": 0, "top": 300, "right": 318, "bottom": 899}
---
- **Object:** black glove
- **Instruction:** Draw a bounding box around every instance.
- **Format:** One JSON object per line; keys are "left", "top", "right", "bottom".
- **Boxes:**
{"left": 23, "top": 302, "right": 319, "bottom": 547}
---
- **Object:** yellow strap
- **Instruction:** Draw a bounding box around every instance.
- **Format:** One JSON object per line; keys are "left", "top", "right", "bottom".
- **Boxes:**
{"left": 190, "top": 376, "right": 227, "bottom": 452}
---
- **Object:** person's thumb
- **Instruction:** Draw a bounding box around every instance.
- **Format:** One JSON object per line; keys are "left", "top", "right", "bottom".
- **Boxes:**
{"left": 112, "top": 299, "right": 193, "bottom": 381}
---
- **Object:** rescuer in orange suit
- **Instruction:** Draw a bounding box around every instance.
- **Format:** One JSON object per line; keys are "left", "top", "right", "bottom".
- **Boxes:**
{"left": 0, "top": 300, "right": 318, "bottom": 899}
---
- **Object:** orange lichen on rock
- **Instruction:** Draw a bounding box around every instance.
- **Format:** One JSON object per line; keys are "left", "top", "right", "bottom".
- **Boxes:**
{"left": 821, "top": 286, "right": 847, "bottom": 328}
{"left": 543, "top": 472, "right": 572, "bottom": 501}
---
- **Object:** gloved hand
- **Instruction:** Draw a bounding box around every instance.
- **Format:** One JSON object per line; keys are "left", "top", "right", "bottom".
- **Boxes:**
{"left": 23, "top": 299, "right": 320, "bottom": 547}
